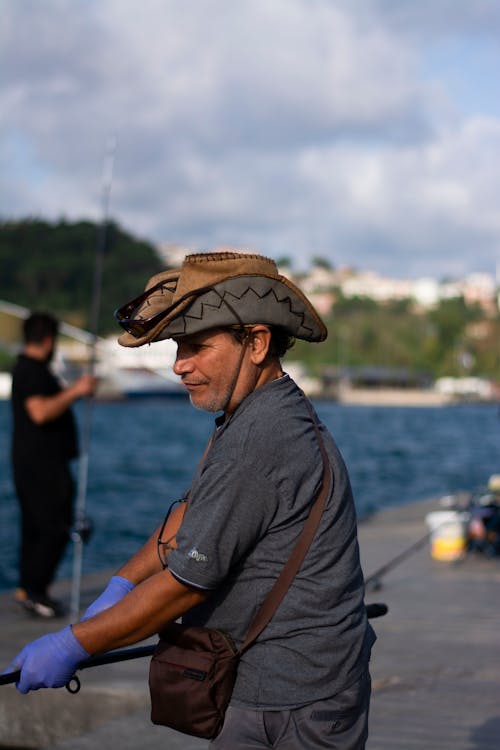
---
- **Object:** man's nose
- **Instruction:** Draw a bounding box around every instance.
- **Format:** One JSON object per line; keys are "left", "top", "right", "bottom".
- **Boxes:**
{"left": 173, "top": 348, "right": 193, "bottom": 375}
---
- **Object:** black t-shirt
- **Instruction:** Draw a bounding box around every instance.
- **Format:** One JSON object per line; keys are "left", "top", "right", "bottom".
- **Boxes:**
{"left": 11, "top": 354, "right": 78, "bottom": 464}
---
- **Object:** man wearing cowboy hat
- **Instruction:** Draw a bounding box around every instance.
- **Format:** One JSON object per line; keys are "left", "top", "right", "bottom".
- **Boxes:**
{"left": 5, "top": 251, "right": 376, "bottom": 749}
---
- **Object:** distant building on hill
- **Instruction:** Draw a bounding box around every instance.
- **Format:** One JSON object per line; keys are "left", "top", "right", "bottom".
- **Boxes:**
{"left": 156, "top": 242, "right": 194, "bottom": 268}
{"left": 153, "top": 243, "right": 499, "bottom": 313}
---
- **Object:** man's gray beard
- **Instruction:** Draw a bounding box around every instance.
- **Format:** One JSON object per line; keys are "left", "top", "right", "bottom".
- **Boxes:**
{"left": 189, "top": 386, "right": 232, "bottom": 414}
{"left": 187, "top": 351, "right": 244, "bottom": 414}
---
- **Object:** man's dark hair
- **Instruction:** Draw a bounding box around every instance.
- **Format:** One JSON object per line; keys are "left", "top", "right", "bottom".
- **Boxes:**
{"left": 267, "top": 326, "right": 295, "bottom": 359}
{"left": 23, "top": 312, "right": 59, "bottom": 344}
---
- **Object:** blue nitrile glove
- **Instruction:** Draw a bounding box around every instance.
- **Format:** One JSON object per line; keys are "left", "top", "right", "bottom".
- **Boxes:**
{"left": 81, "top": 575, "right": 135, "bottom": 620}
{"left": 7, "top": 625, "right": 89, "bottom": 694}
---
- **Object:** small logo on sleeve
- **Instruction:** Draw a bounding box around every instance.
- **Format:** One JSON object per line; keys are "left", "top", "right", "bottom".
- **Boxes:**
{"left": 187, "top": 547, "right": 208, "bottom": 563}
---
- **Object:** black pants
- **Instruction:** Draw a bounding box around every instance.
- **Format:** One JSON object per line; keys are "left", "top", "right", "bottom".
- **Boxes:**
{"left": 13, "top": 459, "right": 75, "bottom": 597}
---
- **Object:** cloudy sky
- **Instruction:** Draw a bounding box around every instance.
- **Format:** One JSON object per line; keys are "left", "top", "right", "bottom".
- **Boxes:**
{"left": 2, "top": 0, "right": 500, "bottom": 279}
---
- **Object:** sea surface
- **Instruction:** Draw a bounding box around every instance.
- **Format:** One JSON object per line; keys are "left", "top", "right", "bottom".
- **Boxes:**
{"left": 0, "top": 397, "right": 499, "bottom": 592}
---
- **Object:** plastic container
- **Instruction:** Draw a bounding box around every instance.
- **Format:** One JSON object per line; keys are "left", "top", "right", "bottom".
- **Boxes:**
{"left": 425, "top": 510, "right": 468, "bottom": 561}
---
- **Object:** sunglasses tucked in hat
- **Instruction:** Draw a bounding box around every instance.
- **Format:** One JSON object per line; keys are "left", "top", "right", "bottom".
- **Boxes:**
{"left": 115, "top": 250, "right": 328, "bottom": 347}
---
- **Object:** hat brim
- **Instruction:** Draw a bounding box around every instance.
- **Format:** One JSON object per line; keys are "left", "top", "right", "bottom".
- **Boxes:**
{"left": 118, "top": 272, "right": 327, "bottom": 346}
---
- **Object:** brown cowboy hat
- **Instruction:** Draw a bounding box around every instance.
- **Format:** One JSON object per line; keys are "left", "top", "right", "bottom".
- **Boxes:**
{"left": 116, "top": 250, "right": 328, "bottom": 347}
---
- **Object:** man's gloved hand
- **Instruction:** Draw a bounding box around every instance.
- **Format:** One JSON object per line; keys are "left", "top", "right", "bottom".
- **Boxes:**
{"left": 81, "top": 575, "right": 135, "bottom": 620}
{"left": 6, "top": 625, "right": 89, "bottom": 694}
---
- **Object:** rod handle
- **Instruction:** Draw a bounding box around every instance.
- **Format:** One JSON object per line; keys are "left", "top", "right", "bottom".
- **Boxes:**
{"left": 0, "top": 670, "right": 20, "bottom": 686}
{"left": 0, "top": 644, "right": 156, "bottom": 688}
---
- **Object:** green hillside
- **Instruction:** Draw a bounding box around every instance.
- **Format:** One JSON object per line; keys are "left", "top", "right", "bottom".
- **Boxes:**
{"left": 293, "top": 292, "right": 500, "bottom": 380}
{"left": 0, "top": 218, "right": 162, "bottom": 333}
{"left": 1, "top": 219, "right": 498, "bottom": 380}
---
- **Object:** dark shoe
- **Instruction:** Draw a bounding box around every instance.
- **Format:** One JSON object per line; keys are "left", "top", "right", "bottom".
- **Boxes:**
{"left": 22, "top": 594, "right": 66, "bottom": 619}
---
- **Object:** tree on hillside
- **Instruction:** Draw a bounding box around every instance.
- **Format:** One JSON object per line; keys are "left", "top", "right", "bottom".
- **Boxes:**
{"left": 311, "top": 256, "right": 334, "bottom": 270}
{"left": 0, "top": 219, "right": 162, "bottom": 333}
{"left": 290, "top": 294, "right": 498, "bottom": 380}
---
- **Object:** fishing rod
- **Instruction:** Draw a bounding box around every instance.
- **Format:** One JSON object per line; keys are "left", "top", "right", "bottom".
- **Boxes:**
{"left": 0, "top": 604, "right": 387, "bottom": 693}
{"left": 70, "top": 136, "right": 117, "bottom": 623}
{"left": 0, "top": 644, "right": 156, "bottom": 692}
{"left": 364, "top": 529, "right": 432, "bottom": 591}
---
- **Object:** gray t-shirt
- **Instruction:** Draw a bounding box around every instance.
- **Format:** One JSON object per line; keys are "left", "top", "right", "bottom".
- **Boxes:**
{"left": 168, "top": 375, "right": 375, "bottom": 709}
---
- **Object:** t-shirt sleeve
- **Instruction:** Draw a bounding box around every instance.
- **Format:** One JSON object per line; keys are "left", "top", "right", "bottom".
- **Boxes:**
{"left": 167, "top": 457, "right": 278, "bottom": 590}
{"left": 16, "top": 363, "right": 57, "bottom": 400}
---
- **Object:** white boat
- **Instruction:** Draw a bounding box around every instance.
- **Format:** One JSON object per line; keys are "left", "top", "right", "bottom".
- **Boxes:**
{"left": 94, "top": 337, "right": 186, "bottom": 399}
{"left": 100, "top": 366, "right": 186, "bottom": 400}
{"left": 0, "top": 314, "right": 187, "bottom": 400}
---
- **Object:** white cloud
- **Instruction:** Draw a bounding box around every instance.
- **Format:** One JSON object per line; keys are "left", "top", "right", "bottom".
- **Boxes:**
{"left": 1, "top": 0, "right": 500, "bottom": 278}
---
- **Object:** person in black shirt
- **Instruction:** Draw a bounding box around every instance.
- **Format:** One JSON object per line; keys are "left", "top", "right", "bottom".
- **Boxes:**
{"left": 10, "top": 312, "right": 97, "bottom": 617}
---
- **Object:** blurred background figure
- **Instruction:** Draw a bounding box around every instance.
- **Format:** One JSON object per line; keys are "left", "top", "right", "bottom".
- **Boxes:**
{"left": 10, "top": 312, "right": 97, "bottom": 618}
{"left": 467, "top": 474, "right": 500, "bottom": 558}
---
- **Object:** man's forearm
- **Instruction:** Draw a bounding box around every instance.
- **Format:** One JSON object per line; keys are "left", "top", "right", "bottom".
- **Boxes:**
{"left": 116, "top": 502, "right": 188, "bottom": 584}
{"left": 115, "top": 523, "right": 165, "bottom": 584}
{"left": 25, "top": 374, "right": 96, "bottom": 424}
{"left": 26, "top": 387, "right": 81, "bottom": 424}
{"left": 73, "top": 569, "right": 207, "bottom": 654}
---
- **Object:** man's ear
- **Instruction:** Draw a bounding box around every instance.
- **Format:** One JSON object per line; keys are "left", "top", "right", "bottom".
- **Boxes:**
{"left": 249, "top": 326, "right": 272, "bottom": 365}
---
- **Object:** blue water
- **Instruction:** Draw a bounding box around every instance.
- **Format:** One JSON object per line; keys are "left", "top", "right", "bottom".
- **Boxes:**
{"left": 0, "top": 398, "right": 499, "bottom": 591}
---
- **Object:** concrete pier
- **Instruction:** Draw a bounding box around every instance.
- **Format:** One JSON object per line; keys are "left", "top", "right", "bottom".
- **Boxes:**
{"left": 1, "top": 497, "right": 499, "bottom": 749}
